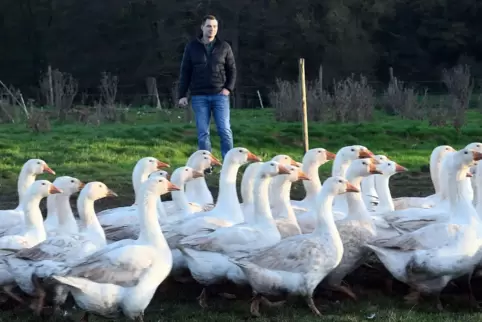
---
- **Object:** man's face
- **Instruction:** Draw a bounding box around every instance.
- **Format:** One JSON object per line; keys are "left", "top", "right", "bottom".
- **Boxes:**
{"left": 201, "top": 19, "right": 218, "bottom": 39}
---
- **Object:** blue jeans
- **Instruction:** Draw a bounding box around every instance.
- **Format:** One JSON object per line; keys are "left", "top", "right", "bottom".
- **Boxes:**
{"left": 191, "top": 94, "right": 233, "bottom": 160}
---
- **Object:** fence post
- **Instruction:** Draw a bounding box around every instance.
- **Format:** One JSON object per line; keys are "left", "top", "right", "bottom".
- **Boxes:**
{"left": 299, "top": 58, "right": 309, "bottom": 153}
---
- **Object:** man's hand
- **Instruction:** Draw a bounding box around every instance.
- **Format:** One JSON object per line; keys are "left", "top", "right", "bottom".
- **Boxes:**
{"left": 178, "top": 97, "right": 188, "bottom": 106}
{"left": 220, "top": 88, "right": 230, "bottom": 96}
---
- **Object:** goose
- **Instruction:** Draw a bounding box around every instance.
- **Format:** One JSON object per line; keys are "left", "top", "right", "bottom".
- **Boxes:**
{"left": 160, "top": 147, "right": 261, "bottom": 243}
{"left": 381, "top": 148, "right": 482, "bottom": 232}
{"left": 185, "top": 150, "right": 222, "bottom": 207}
{"left": 392, "top": 146, "right": 455, "bottom": 210}
{"left": 361, "top": 154, "right": 390, "bottom": 211}
{"left": 2, "top": 181, "right": 117, "bottom": 315}
{"left": 102, "top": 167, "right": 204, "bottom": 242}
{"left": 270, "top": 165, "right": 310, "bottom": 238}
{"left": 0, "top": 176, "right": 84, "bottom": 237}
{"left": 97, "top": 157, "right": 169, "bottom": 221}
{"left": 366, "top": 149, "right": 482, "bottom": 310}
{"left": 267, "top": 155, "right": 302, "bottom": 206}
{"left": 46, "top": 176, "right": 180, "bottom": 321}
{"left": 321, "top": 159, "right": 406, "bottom": 300}
{"left": 0, "top": 180, "right": 61, "bottom": 304}
{"left": 290, "top": 148, "right": 335, "bottom": 210}
{"left": 0, "top": 159, "right": 55, "bottom": 230}
{"left": 227, "top": 176, "right": 359, "bottom": 317}
{"left": 177, "top": 161, "right": 290, "bottom": 307}
{"left": 240, "top": 162, "right": 264, "bottom": 224}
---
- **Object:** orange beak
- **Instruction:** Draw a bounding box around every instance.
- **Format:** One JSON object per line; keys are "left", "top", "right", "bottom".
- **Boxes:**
{"left": 192, "top": 170, "right": 204, "bottom": 179}
{"left": 289, "top": 159, "right": 301, "bottom": 167}
{"left": 43, "top": 164, "right": 55, "bottom": 175}
{"left": 210, "top": 155, "right": 222, "bottom": 166}
{"left": 369, "top": 163, "right": 383, "bottom": 175}
{"left": 247, "top": 151, "right": 262, "bottom": 162}
{"left": 359, "top": 149, "right": 375, "bottom": 159}
{"left": 78, "top": 181, "right": 86, "bottom": 190}
{"left": 326, "top": 151, "right": 336, "bottom": 161}
{"left": 167, "top": 181, "right": 181, "bottom": 191}
{"left": 345, "top": 182, "right": 360, "bottom": 193}
{"left": 157, "top": 160, "right": 170, "bottom": 169}
{"left": 472, "top": 151, "right": 482, "bottom": 161}
{"left": 466, "top": 172, "right": 473, "bottom": 178}
{"left": 106, "top": 189, "right": 118, "bottom": 197}
{"left": 49, "top": 185, "right": 62, "bottom": 194}
{"left": 278, "top": 164, "right": 291, "bottom": 175}
{"left": 395, "top": 164, "right": 408, "bottom": 173}
{"left": 297, "top": 170, "right": 310, "bottom": 181}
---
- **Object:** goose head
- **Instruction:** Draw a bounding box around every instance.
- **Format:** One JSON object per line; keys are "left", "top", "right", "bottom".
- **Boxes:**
{"left": 171, "top": 166, "right": 204, "bottom": 185}
{"left": 225, "top": 147, "right": 262, "bottom": 166}
{"left": 284, "top": 165, "right": 311, "bottom": 182}
{"left": 137, "top": 157, "right": 170, "bottom": 173}
{"left": 259, "top": 161, "right": 291, "bottom": 179}
{"left": 337, "top": 145, "right": 376, "bottom": 162}
{"left": 453, "top": 148, "right": 482, "bottom": 169}
{"left": 28, "top": 180, "right": 62, "bottom": 198}
{"left": 189, "top": 150, "right": 222, "bottom": 170}
{"left": 52, "top": 176, "right": 85, "bottom": 196}
{"left": 304, "top": 148, "right": 336, "bottom": 165}
{"left": 324, "top": 176, "right": 360, "bottom": 195}
{"left": 347, "top": 158, "right": 383, "bottom": 179}
{"left": 145, "top": 176, "right": 181, "bottom": 196}
{"left": 148, "top": 170, "right": 170, "bottom": 180}
{"left": 466, "top": 142, "right": 482, "bottom": 153}
{"left": 374, "top": 154, "right": 390, "bottom": 163}
{"left": 25, "top": 159, "right": 55, "bottom": 175}
{"left": 81, "top": 182, "right": 118, "bottom": 200}
{"left": 434, "top": 145, "right": 456, "bottom": 160}
{"left": 375, "top": 161, "right": 408, "bottom": 176}
{"left": 271, "top": 154, "right": 302, "bottom": 167}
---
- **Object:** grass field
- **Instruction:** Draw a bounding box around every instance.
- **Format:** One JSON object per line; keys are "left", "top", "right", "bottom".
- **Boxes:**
{"left": 2, "top": 107, "right": 482, "bottom": 320}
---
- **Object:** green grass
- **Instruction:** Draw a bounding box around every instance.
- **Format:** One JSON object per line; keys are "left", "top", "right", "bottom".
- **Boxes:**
{"left": 2, "top": 108, "right": 482, "bottom": 320}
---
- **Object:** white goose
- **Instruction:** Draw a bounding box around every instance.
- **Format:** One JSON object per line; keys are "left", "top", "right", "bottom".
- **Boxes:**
{"left": 228, "top": 176, "right": 359, "bottom": 317}
{"left": 177, "top": 161, "right": 290, "bottom": 307}
{"left": 0, "top": 180, "right": 61, "bottom": 304}
{"left": 366, "top": 149, "right": 482, "bottom": 310}
{"left": 381, "top": 148, "right": 482, "bottom": 232}
{"left": 290, "top": 148, "right": 336, "bottom": 210}
{"left": 185, "top": 150, "right": 222, "bottom": 207}
{"left": 0, "top": 176, "right": 84, "bottom": 237}
{"left": 2, "top": 182, "right": 117, "bottom": 314}
{"left": 361, "top": 154, "right": 390, "bottom": 211}
{"left": 47, "top": 176, "right": 179, "bottom": 321}
{"left": 161, "top": 148, "right": 261, "bottom": 244}
{"left": 0, "top": 159, "right": 55, "bottom": 230}
{"left": 97, "top": 157, "right": 169, "bottom": 221}
{"left": 240, "top": 162, "right": 264, "bottom": 224}
{"left": 392, "top": 145, "right": 455, "bottom": 210}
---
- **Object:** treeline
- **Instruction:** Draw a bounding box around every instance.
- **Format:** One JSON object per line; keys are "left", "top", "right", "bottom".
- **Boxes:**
{"left": 0, "top": 0, "right": 481, "bottom": 108}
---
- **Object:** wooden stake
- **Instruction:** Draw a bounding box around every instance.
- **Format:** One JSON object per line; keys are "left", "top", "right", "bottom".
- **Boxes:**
{"left": 299, "top": 58, "right": 309, "bottom": 153}
{"left": 257, "top": 90, "right": 264, "bottom": 109}
{"left": 48, "top": 65, "right": 54, "bottom": 107}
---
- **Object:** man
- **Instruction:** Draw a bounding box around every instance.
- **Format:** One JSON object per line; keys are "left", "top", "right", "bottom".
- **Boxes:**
{"left": 178, "top": 14, "right": 236, "bottom": 173}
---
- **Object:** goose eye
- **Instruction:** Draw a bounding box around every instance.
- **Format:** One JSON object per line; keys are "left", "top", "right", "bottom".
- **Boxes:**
{"left": 351, "top": 149, "right": 355, "bottom": 152}
{"left": 338, "top": 180, "right": 342, "bottom": 183}
{"left": 238, "top": 149, "right": 243, "bottom": 153}
{"left": 158, "top": 179, "right": 163, "bottom": 183}
{"left": 388, "top": 163, "right": 392, "bottom": 166}
{"left": 270, "top": 163, "right": 274, "bottom": 166}
{"left": 37, "top": 162, "right": 41, "bottom": 165}
{"left": 284, "top": 157, "right": 288, "bottom": 160}
{"left": 185, "top": 169, "right": 188, "bottom": 171}
{"left": 71, "top": 180, "right": 75, "bottom": 183}
{"left": 362, "top": 162, "right": 366, "bottom": 165}
{"left": 465, "top": 151, "right": 469, "bottom": 154}
{"left": 42, "top": 183, "right": 46, "bottom": 185}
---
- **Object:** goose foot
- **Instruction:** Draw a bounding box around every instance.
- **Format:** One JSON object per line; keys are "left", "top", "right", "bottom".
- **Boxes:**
{"left": 250, "top": 294, "right": 261, "bottom": 317}
{"left": 305, "top": 296, "right": 321, "bottom": 316}
{"left": 217, "top": 292, "right": 236, "bottom": 300}
{"left": 435, "top": 295, "right": 444, "bottom": 311}
{"left": 30, "top": 274, "right": 46, "bottom": 316}
{"left": 1, "top": 284, "right": 25, "bottom": 305}
{"left": 403, "top": 290, "right": 420, "bottom": 305}
{"left": 327, "top": 284, "right": 358, "bottom": 301}
{"left": 79, "top": 312, "right": 89, "bottom": 322}
{"left": 260, "top": 296, "right": 286, "bottom": 307}
{"left": 197, "top": 288, "right": 209, "bottom": 309}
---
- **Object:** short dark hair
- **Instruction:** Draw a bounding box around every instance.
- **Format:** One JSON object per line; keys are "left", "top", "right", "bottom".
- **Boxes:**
{"left": 202, "top": 15, "right": 217, "bottom": 25}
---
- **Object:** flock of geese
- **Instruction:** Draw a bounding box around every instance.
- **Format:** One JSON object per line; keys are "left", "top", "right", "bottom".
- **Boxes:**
{"left": 0, "top": 143, "right": 482, "bottom": 320}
